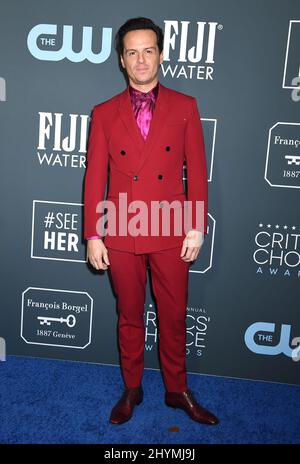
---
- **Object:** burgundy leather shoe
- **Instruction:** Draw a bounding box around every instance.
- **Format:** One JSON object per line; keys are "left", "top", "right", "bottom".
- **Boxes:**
{"left": 109, "top": 386, "right": 143, "bottom": 425}
{"left": 165, "top": 389, "right": 219, "bottom": 425}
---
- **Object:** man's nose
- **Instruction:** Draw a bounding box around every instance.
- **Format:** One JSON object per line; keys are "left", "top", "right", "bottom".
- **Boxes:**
{"left": 137, "top": 52, "right": 146, "bottom": 63}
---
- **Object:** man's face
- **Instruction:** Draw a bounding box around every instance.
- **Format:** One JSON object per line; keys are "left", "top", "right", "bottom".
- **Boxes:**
{"left": 120, "top": 29, "right": 163, "bottom": 88}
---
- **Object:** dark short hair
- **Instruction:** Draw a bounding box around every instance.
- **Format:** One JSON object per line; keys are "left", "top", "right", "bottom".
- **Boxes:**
{"left": 115, "top": 17, "right": 164, "bottom": 56}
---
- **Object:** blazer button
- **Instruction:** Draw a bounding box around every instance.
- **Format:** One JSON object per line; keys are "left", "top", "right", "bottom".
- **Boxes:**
{"left": 165, "top": 146, "right": 171, "bottom": 151}
{"left": 120, "top": 150, "right": 126, "bottom": 155}
{"left": 133, "top": 175, "right": 138, "bottom": 181}
{"left": 158, "top": 174, "right": 163, "bottom": 180}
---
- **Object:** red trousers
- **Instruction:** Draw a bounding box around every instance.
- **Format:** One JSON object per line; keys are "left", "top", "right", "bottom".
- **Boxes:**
{"left": 107, "top": 246, "right": 190, "bottom": 392}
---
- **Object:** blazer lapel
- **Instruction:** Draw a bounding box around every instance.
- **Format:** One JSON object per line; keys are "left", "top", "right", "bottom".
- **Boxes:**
{"left": 118, "top": 87, "right": 145, "bottom": 156}
{"left": 118, "top": 83, "right": 170, "bottom": 174}
{"left": 136, "top": 83, "right": 169, "bottom": 173}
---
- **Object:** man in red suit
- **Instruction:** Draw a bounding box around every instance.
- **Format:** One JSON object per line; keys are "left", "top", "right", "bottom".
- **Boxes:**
{"left": 84, "top": 17, "right": 219, "bottom": 425}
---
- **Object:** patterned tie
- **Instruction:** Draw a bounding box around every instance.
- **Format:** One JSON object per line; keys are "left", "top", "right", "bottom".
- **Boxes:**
{"left": 133, "top": 91, "right": 156, "bottom": 140}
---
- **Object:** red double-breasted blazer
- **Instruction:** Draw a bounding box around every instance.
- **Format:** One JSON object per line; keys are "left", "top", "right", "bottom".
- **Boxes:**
{"left": 84, "top": 82, "right": 208, "bottom": 254}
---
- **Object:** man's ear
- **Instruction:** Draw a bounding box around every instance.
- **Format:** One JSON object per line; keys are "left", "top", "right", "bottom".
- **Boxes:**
{"left": 120, "top": 54, "right": 125, "bottom": 68}
{"left": 159, "top": 51, "right": 164, "bottom": 64}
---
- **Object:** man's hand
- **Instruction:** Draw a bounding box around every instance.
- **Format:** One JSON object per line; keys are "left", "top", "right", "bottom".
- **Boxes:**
{"left": 87, "top": 239, "right": 110, "bottom": 270}
{"left": 180, "top": 230, "right": 204, "bottom": 262}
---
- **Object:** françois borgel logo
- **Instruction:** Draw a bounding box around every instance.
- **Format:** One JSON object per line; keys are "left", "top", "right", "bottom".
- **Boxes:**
{"left": 265, "top": 122, "right": 300, "bottom": 189}
{"left": 36, "top": 112, "right": 89, "bottom": 168}
{"left": 161, "top": 20, "right": 222, "bottom": 80}
{"left": 253, "top": 222, "right": 300, "bottom": 278}
{"left": 31, "top": 200, "right": 86, "bottom": 262}
{"left": 27, "top": 24, "right": 112, "bottom": 63}
{"left": 245, "top": 322, "right": 300, "bottom": 361}
{"left": 21, "top": 287, "right": 93, "bottom": 348}
{"left": 144, "top": 302, "right": 211, "bottom": 358}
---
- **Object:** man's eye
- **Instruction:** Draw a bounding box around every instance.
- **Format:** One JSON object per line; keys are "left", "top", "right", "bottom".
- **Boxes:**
{"left": 146, "top": 50, "right": 153, "bottom": 53}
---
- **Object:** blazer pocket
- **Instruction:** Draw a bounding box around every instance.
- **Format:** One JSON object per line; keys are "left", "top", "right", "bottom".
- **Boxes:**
{"left": 166, "top": 121, "right": 186, "bottom": 126}
{"left": 160, "top": 193, "right": 186, "bottom": 209}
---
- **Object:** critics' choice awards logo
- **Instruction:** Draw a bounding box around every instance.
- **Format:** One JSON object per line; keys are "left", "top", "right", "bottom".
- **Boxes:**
{"left": 21, "top": 288, "right": 93, "bottom": 349}
{"left": 253, "top": 223, "right": 300, "bottom": 278}
{"left": 245, "top": 322, "right": 300, "bottom": 361}
{"left": 282, "top": 20, "right": 300, "bottom": 92}
{"left": 31, "top": 200, "right": 85, "bottom": 262}
{"left": 144, "top": 303, "right": 211, "bottom": 358}
{"left": 37, "top": 112, "right": 88, "bottom": 168}
{"left": 265, "top": 122, "right": 300, "bottom": 189}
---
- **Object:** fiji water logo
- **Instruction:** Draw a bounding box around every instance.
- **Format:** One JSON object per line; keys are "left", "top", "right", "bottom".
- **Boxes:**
{"left": 161, "top": 20, "right": 221, "bottom": 80}
{"left": 27, "top": 24, "right": 112, "bottom": 63}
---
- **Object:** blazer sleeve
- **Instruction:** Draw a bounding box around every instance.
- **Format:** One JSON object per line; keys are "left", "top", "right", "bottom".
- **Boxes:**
{"left": 184, "top": 97, "right": 208, "bottom": 235}
{"left": 83, "top": 106, "right": 109, "bottom": 240}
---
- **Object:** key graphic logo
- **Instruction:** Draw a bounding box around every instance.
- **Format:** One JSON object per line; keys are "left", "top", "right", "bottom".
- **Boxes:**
{"left": 21, "top": 287, "right": 93, "bottom": 348}
{"left": 265, "top": 122, "right": 300, "bottom": 189}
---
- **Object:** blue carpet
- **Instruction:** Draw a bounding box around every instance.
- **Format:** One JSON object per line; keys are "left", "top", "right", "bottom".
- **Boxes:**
{"left": 0, "top": 356, "right": 299, "bottom": 444}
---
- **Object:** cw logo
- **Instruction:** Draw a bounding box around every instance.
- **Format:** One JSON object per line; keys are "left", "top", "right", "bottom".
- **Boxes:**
{"left": 244, "top": 322, "right": 300, "bottom": 360}
{"left": 27, "top": 24, "right": 112, "bottom": 63}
